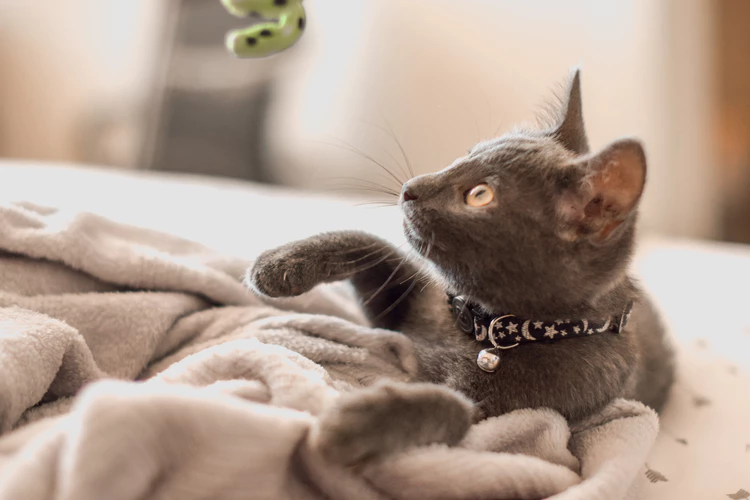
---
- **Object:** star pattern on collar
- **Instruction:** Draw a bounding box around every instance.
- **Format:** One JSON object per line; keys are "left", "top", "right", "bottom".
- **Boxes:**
{"left": 506, "top": 322, "right": 518, "bottom": 334}
{"left": 533, "top": 321, "right": 544, "bottom": 329}
{"left": 544, "top": 325, "right": 558, "bottom": 339}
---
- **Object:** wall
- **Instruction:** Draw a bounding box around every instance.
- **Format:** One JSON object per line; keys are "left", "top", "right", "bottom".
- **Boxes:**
{"left": 0, "top": 0, "right": 165, "bottom": 163}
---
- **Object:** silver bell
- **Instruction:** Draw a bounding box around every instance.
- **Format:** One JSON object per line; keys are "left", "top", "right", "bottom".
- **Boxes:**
{"left": 477, "top": 348, "right": 501, "bottom": 373}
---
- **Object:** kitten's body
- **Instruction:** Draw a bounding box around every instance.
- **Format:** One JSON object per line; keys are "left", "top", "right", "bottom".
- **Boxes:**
{"left": 249, "top": 231, "right": 672, "bottom": 422}
{"left": 248, "top": 71, "right": 674, "bottom": 465}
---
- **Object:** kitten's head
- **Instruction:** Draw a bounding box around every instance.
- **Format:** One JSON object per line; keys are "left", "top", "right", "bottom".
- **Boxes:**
{"left": 401, "top": 70, "right": 646, "bottom": 317}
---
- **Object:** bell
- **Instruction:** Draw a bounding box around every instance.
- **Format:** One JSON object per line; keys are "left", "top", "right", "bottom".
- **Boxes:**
{"left": 477, "top": 348, "right": 501, "bottom": 373}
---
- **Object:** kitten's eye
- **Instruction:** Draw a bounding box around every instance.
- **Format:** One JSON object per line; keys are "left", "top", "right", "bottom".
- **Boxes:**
{"left": 465, "top": 184, "right": 495, "bottom": 207}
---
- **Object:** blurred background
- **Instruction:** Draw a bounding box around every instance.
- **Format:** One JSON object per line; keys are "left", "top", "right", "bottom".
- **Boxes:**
{"left": 0, "top": 0, "right": 748, "bottom": 242}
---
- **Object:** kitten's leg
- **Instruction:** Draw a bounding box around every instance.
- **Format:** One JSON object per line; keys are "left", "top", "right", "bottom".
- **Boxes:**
{"left": 310, "top": 381, "right": 475, "bottom": 467}
{"left": 247, "top": 231, "right": 423, "bottom": 329}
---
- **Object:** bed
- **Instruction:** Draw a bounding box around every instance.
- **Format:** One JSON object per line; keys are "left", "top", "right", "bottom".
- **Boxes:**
{"left": 0, "top": 160, "right": 748, "bottom": 499}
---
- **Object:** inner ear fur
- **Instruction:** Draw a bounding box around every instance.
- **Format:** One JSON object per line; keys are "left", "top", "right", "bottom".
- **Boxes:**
{"left": 558, "top": 138, "right": 647, "bottom": 242}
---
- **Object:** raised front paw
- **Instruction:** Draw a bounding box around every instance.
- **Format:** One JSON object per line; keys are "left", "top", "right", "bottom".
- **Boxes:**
{"left": 310, "top": 382, "right": 475, "bottom": 467}
{"left": 245, "top": 245, "right": 321, "bottom": 298}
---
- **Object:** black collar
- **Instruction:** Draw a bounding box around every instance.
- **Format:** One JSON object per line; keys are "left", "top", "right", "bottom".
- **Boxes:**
{"left": 447, "top": 293, "right": 634, "bottom": 372}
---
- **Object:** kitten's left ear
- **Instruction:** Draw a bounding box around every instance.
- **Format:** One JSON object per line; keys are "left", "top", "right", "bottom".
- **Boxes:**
{"left": 550, "top": 69, "right": 590, "bottom": 155}
{"left": 557, "top": 138, "right": 647, "bottom": 243}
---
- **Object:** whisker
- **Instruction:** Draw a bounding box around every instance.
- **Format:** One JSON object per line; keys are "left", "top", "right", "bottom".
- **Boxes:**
{"left": 354, "top": 202, "right": 399, "bottom": 209}
{"left": 360, "top": 240, "right": 420, "bottom": 306}
{"left": 330, "top": 241, "right": 380, "bottom": 255}
{"left": 378, "top": 114, "right": 415, "bottom": 179}
{"left": 426, "top": 231, "right": 435, "bottom": 257}
{"left": 327, "top": 250, "right": 396, "bottom": 280}
{"left": 378, "top": 144, "right": 410, "bottom": 183}
{"left": 326, "top": 176, "right": 402, "bottom": 194}
{"left": 418, "top": 268, "right": 439, "bottom": 292}
{"left": 327, "top": 242, "right": 408, "bottom": 280}
{"left": 363, "top": 253, "right": 410, "bottom": 306}
{"left": 314, "top": 139, "right": 405, "bottom": 188}
{"left": 352, "top": 117, "right": 411, "bottom": 182}
{"left": 399, "top": 268, "right": 422, "bottom": 285}
{"left": 328, "top": 179, "right": 400, "bottom": 190}
{"left": 373, "top": 233, "right": 437, "bottom": 314}
{"left": 325, "top": 186, "right": 399, "bottom": 197}
{"left": 329, "top": 177, "right": 396, "bottom": 188}
{"left": 376, "top": 278, "right": 418, "bottom": 320}
{"left": 354, "top": 201, "right": 399, "bottom": 206}
{"left": 417, "top": 271, "right": 439, "bottom": 293}
{"left": 310, "top": 243, "right": 389, "bottom": 278}
{"left": 323, "top": 185, "right": 400, "bottom": 198}
{"left": 334, "top": 244, "right": 393, "bottom": 266}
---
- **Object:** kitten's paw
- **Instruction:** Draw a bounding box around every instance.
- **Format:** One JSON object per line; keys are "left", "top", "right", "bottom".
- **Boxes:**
{"left": 311, "top": 381, "right": 475, "bottom": 467}
{"left": 246, "top": 247, "right": 320, "bottom": 297}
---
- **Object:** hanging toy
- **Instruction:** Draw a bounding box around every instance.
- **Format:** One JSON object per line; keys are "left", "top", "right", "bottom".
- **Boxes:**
{"left": 220, "top": 0, "right": 306, "bottom": 58}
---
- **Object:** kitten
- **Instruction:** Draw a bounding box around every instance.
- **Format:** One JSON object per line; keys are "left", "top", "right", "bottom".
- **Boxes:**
{"left": 247, "top": 70, "right": 675, "bottom": 466}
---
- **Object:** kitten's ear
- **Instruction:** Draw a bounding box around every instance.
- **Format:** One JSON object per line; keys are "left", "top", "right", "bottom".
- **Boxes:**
{"left": 550, "top": 69, "right": 589, "bottom": 155}
{"left": 557, "top": 138, "right": 646, "bottom": 243}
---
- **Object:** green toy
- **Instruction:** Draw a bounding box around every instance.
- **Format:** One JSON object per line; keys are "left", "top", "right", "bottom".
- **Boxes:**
{"left": 220, "top": 0, "right": 306, "bottom": 58}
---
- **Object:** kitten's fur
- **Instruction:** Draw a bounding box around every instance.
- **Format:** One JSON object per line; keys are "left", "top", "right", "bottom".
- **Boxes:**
{"left": 248, "top": 70, "right": 675, "bottom": 466}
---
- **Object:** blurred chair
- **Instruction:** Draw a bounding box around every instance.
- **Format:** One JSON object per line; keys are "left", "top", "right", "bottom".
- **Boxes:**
{"left": 134, "top": 0, "right": 280, "bottom": 183}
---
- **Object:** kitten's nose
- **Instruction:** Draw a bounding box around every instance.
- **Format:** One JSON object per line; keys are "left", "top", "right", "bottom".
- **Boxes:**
{"left": 401, "top": 187, "right": 419, "bottom": 202}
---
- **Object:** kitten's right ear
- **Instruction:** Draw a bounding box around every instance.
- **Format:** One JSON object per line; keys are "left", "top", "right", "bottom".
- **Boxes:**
{"left": 557, "top": 138, "right": 647, "bottom": 243}
{"left": 550, "top": 69, "right": 590, "bottom": 155}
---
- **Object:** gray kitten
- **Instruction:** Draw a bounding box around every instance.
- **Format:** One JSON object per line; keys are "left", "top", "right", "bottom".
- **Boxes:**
{"left": 247, "top": 70, "right": 674, "bottom": 466}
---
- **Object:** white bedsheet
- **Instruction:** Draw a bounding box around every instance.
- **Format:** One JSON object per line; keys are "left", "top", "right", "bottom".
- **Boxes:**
{"left": 1, "top": 160, "right": 748, "bottom": 498}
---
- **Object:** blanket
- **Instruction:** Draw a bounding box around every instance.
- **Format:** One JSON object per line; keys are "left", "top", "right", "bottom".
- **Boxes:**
{"left": 0, "top": 201, "right": 659, "bottom": 500}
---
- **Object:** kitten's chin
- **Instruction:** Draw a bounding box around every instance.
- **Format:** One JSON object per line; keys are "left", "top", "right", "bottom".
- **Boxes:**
{"left": 402, "top": 219, "right": 419, "bottom": 246}
{"left": 405, "top": 233, "right": 426, "bottom": 257}
{"left": 402, "top": 223, "right": 430, "bottom": 257}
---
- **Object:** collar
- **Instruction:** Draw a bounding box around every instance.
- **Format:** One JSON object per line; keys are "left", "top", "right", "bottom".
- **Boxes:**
{"left": 447, "top": 293, "right": 634, "bottom": 373}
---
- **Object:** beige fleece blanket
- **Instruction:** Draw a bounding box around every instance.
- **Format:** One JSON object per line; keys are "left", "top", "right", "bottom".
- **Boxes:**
{"left": 0, "top": 201, "right": 659, "bottom": 500}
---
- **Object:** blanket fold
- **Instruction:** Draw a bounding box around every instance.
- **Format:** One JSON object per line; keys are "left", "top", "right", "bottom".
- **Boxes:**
{"left": 0, "top": 201, "right": 659, "bottom": 499}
